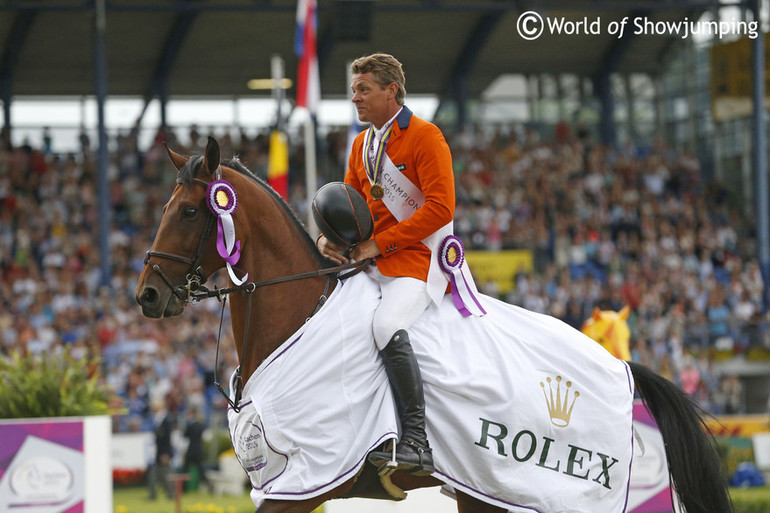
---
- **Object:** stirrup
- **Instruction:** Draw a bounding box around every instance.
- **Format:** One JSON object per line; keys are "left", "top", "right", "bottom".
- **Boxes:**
{"left": 376, "top": 440, "right": 399, "bottom": 477}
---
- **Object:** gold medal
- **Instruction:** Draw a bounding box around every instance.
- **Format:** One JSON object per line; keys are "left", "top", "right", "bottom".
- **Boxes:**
{"left": 370, "top": 184, "right": 384, "bottom": 200}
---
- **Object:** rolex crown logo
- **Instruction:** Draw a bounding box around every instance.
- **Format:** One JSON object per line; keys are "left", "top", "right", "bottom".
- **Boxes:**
{"left": 540, "top": 376, "right": 580, "bottom": 428}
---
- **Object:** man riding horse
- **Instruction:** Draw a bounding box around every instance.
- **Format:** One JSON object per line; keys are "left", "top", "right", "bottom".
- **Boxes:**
{"left": 317, "top": 53, "right": 461, "bottom": 476}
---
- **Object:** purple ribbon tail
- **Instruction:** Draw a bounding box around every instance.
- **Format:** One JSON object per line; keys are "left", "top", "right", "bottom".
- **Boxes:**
{"left": 226, "top": 240, "right": 242, "bottom": 265}
{"left": 449, "top": 273, "right": 473, "bottom": 317}
{"left": 216, "top": 219, "right": 242, "bottom": 265}
{"left": 461, "top": 268, "right": 487, "bottom": 315}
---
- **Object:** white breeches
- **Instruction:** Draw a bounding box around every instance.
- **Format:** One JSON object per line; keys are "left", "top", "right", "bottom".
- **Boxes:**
{"left": 369, "top": 268, "right": 432, "bottom": 350}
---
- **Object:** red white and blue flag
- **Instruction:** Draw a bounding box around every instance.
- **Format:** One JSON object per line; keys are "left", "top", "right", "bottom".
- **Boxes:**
{"left": 295, "top": 0, "right": 320, "bottom": 114}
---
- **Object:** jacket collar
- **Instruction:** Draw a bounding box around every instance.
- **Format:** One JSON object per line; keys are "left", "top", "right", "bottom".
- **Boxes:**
{"left": 397, "top": 105, "right": 413, "bottom": 129}
{"left": 389, "top": 105, "right": 413, "bottom": 142}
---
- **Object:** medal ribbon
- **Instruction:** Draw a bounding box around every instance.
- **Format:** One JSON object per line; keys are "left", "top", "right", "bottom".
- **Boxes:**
{"left": 362, "top": 123, "right": 394, "bottom": 188}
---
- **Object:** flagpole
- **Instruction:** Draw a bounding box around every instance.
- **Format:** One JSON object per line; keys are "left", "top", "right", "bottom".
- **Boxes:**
{"left": 267, "top": 55, "right": 289, "bottom": 200}
{"left": 304, "top": 114, "right": 318, "bottom": 237}
{"left": 345, "top": 60, "right": 356, "bottom": 172}
{"left": 345, "top": 60, "right": 364, "bottom": 181}
{"left": 271, "top": 54, "right": 285, "bottom": 131}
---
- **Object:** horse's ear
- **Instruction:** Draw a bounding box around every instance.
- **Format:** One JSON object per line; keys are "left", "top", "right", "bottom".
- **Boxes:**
{"left": 203, "top": 136, "right": 221, "bottom": 176}
{"left": 592, "top": 307, "right": 601, "bottom": 321}
{"left": 164, "top": 142, "right": 189, "bottom": 171}
{"left": 618, "top": 305, "right": 630, "bottom": 321}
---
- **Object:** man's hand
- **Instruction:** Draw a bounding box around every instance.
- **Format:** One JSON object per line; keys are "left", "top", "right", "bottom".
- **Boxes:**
{"left": 349, "top": 239, "right": 381, "bottom": 261}
{"left": 316, "top": 235, "right": 381, "bottom": 265}
{"left": 316, "top": 235, "right": 349, "bottom": 265}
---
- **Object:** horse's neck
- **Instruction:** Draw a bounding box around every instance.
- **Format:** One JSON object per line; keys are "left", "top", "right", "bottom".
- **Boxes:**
{"left": 230, "top": 182, "right": 333, "bottom": 381}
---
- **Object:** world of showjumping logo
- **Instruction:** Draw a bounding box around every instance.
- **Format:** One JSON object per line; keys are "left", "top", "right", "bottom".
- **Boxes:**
{"left": 516, "top": 11, "right": 759, "bottom": 41}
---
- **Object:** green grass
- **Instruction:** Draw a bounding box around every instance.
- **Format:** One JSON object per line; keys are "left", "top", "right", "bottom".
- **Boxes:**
{"left": 114, "top": 485, "right": 768, "bottom": 513}
{"left": 113, "top": 487, "right": 327, "bottom": 513}
{"left": 730, "top": 486, "right": 769, "bottom": 500}
{"left": 113, "top": 487, "right": 257, "bottom": 513}
{"left": 729, "top": 485, "right": 770, "bottom": 513}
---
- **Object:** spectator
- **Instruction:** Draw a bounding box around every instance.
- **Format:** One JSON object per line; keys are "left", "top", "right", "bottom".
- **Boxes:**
{"left": 147, "top": 396, "right": 174, "bottom": 501}
{"left": 678, "top": 356, "right": 701, "bottom": 397}
{"left": 183, "top": 405, "right": 208, "bottom": 492}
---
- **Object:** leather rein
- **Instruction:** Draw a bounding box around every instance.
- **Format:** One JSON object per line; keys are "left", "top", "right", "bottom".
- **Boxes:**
{"left": 143, "top": 176, "right": 371, "bottom": 411}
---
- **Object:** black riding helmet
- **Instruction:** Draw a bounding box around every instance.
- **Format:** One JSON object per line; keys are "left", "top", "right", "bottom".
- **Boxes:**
{"left": 312, "top": 182, "right": 373, "bottom": 248}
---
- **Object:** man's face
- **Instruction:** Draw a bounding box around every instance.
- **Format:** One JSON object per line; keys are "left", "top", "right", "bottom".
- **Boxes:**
{"left": 351, "top": 72, "right": 396, "bottom": 128}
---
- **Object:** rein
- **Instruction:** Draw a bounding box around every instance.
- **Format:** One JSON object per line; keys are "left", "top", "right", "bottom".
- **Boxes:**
{"left": 189, "top": 258, "right": 369, "bottom": 302}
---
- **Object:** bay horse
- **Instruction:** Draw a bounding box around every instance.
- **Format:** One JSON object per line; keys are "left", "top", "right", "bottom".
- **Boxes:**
{"left": 135, "top": 137, "right": 733, "bottom": 513}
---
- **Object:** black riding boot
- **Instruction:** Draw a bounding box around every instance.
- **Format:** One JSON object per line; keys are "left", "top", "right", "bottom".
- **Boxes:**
{"left": 368, "top": 330, "right": 434, "bottom": 476}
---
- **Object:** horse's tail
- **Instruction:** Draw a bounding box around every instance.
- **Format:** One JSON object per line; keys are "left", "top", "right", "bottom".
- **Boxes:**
{"left": 628, "top": 361, "right": 734, "bottom": 513}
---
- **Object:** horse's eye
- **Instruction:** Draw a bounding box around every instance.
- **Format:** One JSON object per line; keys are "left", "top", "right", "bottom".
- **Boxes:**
{"left": 181, "top": 206, "right": 198, "bottom": 218}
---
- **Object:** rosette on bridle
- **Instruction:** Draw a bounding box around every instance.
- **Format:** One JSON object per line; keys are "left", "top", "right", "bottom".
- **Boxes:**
{"left": 206, "top": 179, "right": 248, "bottom": 285}
{"left": 438, "top": 235, "right": 486, "bottom": 317}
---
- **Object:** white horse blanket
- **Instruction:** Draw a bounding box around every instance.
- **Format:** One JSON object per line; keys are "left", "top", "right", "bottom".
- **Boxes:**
{"left": 227, "top": 271, "right": 635, "bottom": 512}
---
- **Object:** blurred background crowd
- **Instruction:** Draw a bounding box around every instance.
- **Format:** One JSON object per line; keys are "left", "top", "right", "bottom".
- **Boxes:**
{"left": 0, "top": 120, "right": 766, "bottom": 440}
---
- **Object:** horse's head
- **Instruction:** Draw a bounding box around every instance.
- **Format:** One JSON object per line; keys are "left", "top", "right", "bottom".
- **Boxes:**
{"left": 580, "top": 305, "right": 631, "bottom": 361}
{"left": 135, "top": 136, "right": 227, "bottom": 318}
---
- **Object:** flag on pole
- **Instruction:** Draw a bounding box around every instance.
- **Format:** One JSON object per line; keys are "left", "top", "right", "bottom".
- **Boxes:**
{"left": 295, "top": 0, "right": 320, "bottom": 236}
{"left": 267, "top": 130, "right": 289, "bottom": 200}
{"left": 295, "top": 0, "right": 320, "bottom": 114}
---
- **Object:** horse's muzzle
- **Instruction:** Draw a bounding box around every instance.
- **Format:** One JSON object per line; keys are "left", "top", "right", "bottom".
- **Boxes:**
{"left": 135, "top": 285, "right": 184, "bottom": 318}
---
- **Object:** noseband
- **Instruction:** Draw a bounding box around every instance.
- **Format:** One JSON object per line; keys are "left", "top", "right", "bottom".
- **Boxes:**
{"left": 144, "top": 178, "right": 216, "bottom": 303}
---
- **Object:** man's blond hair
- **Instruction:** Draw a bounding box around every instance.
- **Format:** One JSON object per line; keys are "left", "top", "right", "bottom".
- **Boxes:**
{"left": 351, "top": 53, "right": 406, "bottom": 105}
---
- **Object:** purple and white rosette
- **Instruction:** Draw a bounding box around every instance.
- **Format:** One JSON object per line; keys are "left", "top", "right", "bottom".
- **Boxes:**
{"left": 438, "top": 235, "right": 486, "bottom": 317}
{"left": 206, "top": 179, "right": 248, "bottom": 285}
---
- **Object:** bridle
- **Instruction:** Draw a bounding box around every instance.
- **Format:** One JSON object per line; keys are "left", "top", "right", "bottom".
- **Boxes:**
{"left": 143, "top": 177, "right": 216, "bottom": 303}
{"left": 142, "top": 174, "right": 370, "bottom": 411}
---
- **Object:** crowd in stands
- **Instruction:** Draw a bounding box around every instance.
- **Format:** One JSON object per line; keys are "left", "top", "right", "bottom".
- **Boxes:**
{"left": 445, "top": 123, "right": 764, "bottom": 415}
{"left": 0, "top": 119, "right": 766, "bottom": 442}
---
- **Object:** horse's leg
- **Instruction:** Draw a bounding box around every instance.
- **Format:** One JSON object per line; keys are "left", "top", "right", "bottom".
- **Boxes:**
{"left": 257, "top": 498, "right": 326, "bottom": 513}
{"left": 456, "top": 491, "right": 506, "bottom": 513}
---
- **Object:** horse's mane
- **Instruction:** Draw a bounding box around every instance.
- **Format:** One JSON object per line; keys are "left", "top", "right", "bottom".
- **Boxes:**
{"left": 178, "top": 154, "right": 334, "bottom": 269}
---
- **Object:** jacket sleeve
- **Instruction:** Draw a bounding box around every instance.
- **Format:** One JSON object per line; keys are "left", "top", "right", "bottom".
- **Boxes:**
{"left": 374, "top": 123, "right": 455, "bottom": 255}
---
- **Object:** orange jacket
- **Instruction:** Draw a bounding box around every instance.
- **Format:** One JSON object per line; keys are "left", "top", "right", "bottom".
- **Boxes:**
{"left": 345, "top": 107, "right": 455, "bottom": 282}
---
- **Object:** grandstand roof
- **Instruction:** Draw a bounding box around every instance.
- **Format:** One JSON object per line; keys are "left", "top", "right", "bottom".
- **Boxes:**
{"left": 0, "top": 0, "right": 738, "bottom": 102}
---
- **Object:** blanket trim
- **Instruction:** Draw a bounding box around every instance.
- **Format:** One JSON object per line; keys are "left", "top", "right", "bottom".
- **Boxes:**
{"left": 256, "top": 431, "right": 398, "bottom": 500}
